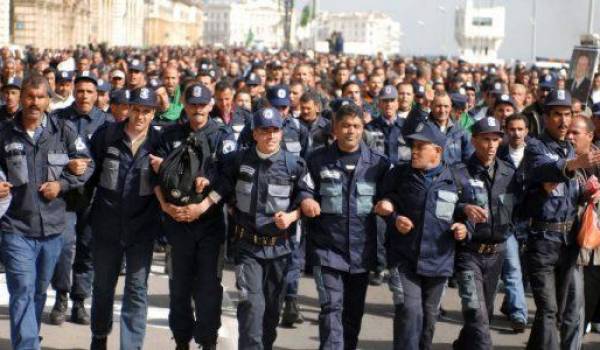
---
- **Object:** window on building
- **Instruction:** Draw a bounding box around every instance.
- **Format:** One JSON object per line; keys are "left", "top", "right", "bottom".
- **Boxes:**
{"left": 472, "top": 17, "right": 493, "bottom": 26}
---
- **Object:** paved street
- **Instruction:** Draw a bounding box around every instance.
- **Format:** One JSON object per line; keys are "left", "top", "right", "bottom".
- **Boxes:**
{"left": 1, "top": 253, "right": 600, "bottom": 349}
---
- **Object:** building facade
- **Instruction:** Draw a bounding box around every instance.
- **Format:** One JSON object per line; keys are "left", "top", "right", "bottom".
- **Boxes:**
{"left": 455, "top": 0, "right": 505, "bottom": 64}
{"left": 298, "top": 11, "right": 402, "bottom": 57}
{"left": 204, "top": 0, "right": 292, "bottom": 49}
{"left": 0, "top": 0, "right": 10, "bottom": 46}
{"left": 144, "top": 0, "right": 203, "bottom": 46}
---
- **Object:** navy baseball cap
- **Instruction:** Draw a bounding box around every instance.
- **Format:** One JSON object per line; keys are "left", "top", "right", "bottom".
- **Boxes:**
{"left": 330, "top": 98, "right": 357, "bottom": 113}
{"left": 494, "top": 93, "right": 517, "bottom": 109}
{"left": 129, "top": 87, "right": 157, "bottom": 108}
{"left": 128, "top": 58, "right": 145, "bottom": 72}
{"left": 267, "top": 85, "right": 291, "bottom": 107}
{"left": 110, "top": 89, "right": 130, "bottom": 105}
{"left": 489, "top": 81, "right": 504, "bottom": 95}
{"left": 379, "top": 85, "right": 398, "bottom": 100}
{"left": 2, "top": 76, "right": 22, "bottom": 90}
{"left": 463, "top": 81, "right": 476, "bottom": 91}
{"left": 253, "top": 107, "right": 283, "bottom": 129}
{"left": 539, "top": 73, "right": 556, "bottom": 90}
{"left": 96, "top": 79, "right": 111, "bottom": 93}
{"left": 407, "top": 122, "right": 447, "bottom": 148}
{"left": 147, "top": 77, "right": 162, "bottom": 91}
{"left": 245, "top": 72, "right": 262, "bottom": 86}
{"left": 413, "top": 83, "right": 426, "bottom": 98}
{"left": 450, "top": 93, "right": 467, "bottom": 109}
{"left": 75, "top": 70, "right": 98, "bottom": 85}
{"left": 544, "top": 89, "right": 572, "bottom": 109}
{"left": 592, "top": 103, "right": 600, "bottom": 117}
{"left": 184, "top": 83, "right": 212, "bottom": 105}
{"left": 56, "top": 70, "right": 74, "bottom": 83}
{"left": 472, "top": 117, "right": 504, "bottom": 136}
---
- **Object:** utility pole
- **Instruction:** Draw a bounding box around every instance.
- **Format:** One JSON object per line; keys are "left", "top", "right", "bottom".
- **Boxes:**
{"left": 282, "top": 0, "right": 294, "bottom": 51}
{"left": 580, "top": 0, "right": 599, "bottom": 46}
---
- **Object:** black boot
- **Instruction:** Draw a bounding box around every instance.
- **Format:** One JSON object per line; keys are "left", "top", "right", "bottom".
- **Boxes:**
{"left": 71, "top": 299, "right": 90, "bottom": 325}
{"left": 90, "top": 336, "right": 107, "bottom": 350}
{"left": 281, "top": 298, "right": 303, "bottom": 327}
{"left": 175, "top": 341, "right": 190, "bottom": 350}
{"left": 49, "top": 291, "right": 68, "bottom": 325}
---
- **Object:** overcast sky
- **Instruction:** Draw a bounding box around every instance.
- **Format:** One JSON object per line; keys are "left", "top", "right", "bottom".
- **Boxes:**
{"left": 296, "top": 0, "right": 600, "bottom": 61}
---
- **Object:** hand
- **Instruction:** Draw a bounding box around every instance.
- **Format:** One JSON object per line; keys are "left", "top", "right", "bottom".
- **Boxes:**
{"left": 67, "top": 158, "right": 91, "bottom": 176}
{"left": 195, "top": 177, "right": 210, "bottom": 194}
{"left": 374, "top": 199, "right": 394, "bottom": 216}
{"left": 39, "top": 181, "right": 61, "bottom": 200}
{"left": 451, "top": 223, "right": 468, "bottom": 241}
{"left": 464, "top": 204, "right": 488, "bottom": 224}
{"left": 572, "top": 150, "right": 600, "bottom": 170}
{"left": 161, "top": 202, "right": 186, "bottom": 222}
{"left": 542, "top": 182, "right": 559, "bottom": 195}
{"left": 395, "top": 215, "right": 414, "bottom": 235}
{"left": 182, "top": 202, "right": 209, "bottom": 222}
{"left": 0, "top": 181, "right": 12, "bottom": 198}
{"left": 300, "top": 198, "right": 321, "bottom": 218}
{"left": 149, "top": 154, "right": 163, "bottom": 173}
{"left": 274, "top": 211, "right": 294, "bottom": 230}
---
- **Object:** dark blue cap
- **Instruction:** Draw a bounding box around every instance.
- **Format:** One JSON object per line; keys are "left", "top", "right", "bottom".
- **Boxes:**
{"left": 75, "top": 70, "right": 98, "bottom": 85}
{"left": 544, "top": 89, "right": 572, "bottom": 109}
{"left": 56, "top": 70, "right": 74, "bottom": 83}
{"left": 3, "top": 76, "right": 22, "bottom": 89}
{"left": 96, "top": 79, "right": 111, "bottom": 93}
{"left": 407, "top": 121, "right": 446, "bottom": 148}
{"left": 245, "top": 72, "right": 261, "bottom": 86}
{"left": 129, "top": 87, "right": 157, "bottom": 108}
{"left": 472, "top": 117, "right": 504, "bottom": 136}
{"left": 253, "top": 107, "right": 283, "bottom": 129}
{"left": 463, "top": 81, "right": 476, "bottom": 91}
{"left": 539, "top": 73, "right": 556, "bottom": 90}
{"left": 184, "top": 83, "right": 212, "bottom": 105}
{"left": 379, "top": 85, "right": 398, "bottom": 100}
{"left": 329, "top": 98, "right": 356, "bottom": 113}
{"left": 494, "top": 93, "right": 517, "bottom": 109}
{"left": 147, "top": 77, "right": 162, "bottom": 91}
{"left": 450, "top": 93, "right": 467, "bottom": 109}
{"left": 592, "top": 103, "right": 600, "bottom": 117}
{"left": 266, "top": 85, "right": 290, "bottom": 107}
{"left": 413, "top": 83, "right": 426, "bottom": 97}
{"left": 489, "top": 81, "right": 504, "bottom": 95}
{"left": 110, "top": 89, "right": 130, "bottom": 105}
{"left": 128, "top": 58, "right": 145, "bottom": 72}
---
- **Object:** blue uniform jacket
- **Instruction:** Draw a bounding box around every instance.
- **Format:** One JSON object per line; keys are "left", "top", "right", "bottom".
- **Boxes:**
{"left": 89, "top": 122, "right": 161, "bottom": 245}
{"left": 364, "top": 115, "right": 411, "bottom": 165}
{"left": 237, "top": 116, "right": 309, "bottom": 158}
{"left": 0, "top": 113, "right": 95, "bottom": 237}
{"left": 302, "top": 142, "right": 391, "bottom": 273}
{"left": 210, "top": 106, "right": 252, "bottom": 142}
{"left": 436, "top": 120, "right": 474, "bottom": 165}
{"left": 381, "top": 163, "right": 468, "bottom": 277}
{"left": 524, "top": 131, "right": 581, "bottom": 243}
{"left": 301, "top": 116, "right": 332, "bottom": 157}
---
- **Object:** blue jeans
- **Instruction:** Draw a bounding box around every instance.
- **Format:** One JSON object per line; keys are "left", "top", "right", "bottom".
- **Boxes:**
{"left": 51, "top": 211, "right": 76, "bottom": 293}
{"left": 91, "top": 238, "right": 153, "bottom": 350}
{"left": 501, "top": 234, "right": 528, "bottom": 323}
{"left": 1, "top": 232, "right": 63, "bottom": 350}
{"left": 285, "top": 222, "right": 305, "bottom": 299}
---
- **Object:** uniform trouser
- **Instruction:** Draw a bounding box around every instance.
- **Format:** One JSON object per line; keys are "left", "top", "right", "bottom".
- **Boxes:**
{"left": 375, "top": 216, "right": 387, "bottom": 274}
{"left": 500, "top": 234, "right": 528, "bottom": 323}
{"left": 168, "top": 228, "right": 223, "bottom": 345}
{"left": 51, "top": 211, "right": 76, "bottom": 293}
{"left": 91, "top": 238, "right": 153, "bottom": 350}
{"left": 285, "top": 222, "right": 305, "bottom": 300}
{"left": 526, "top": 238, "right": 581, "bottom": 350}
{"left": 388, "top": 267, "right": 447, "bottom": 350}
{"left": 584, "top": 265, "right": 600, "bottom": 326}
{"left": 1, "top": 232, "right": 63, "bottom": 350}
{"left": 453, "top": 247, "right": 506, "bottom": 350}
{"left": 313, "top": 266, "right": 369, "bottom": 350}
{"left": 235, "top": 251, "right": 290, "bottom": 350}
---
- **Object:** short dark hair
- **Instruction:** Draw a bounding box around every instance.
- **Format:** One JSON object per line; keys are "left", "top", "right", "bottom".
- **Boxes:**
{"left": 299, "top": 91, "right": 321, "bottom": 109}
{"left": 342, "top": 80, "right": 361, "bottom": 93}
{"left": 334, "top": 104, "right": 363, "bottom": 124}
{"left": 22, "top": 73, "right": 50, "bottom": 97}
{"left": 215, "top": 80, "right": 233, "bottom": 94}
{"left": 504, "top": 113, "right": 530, "bottom": 129}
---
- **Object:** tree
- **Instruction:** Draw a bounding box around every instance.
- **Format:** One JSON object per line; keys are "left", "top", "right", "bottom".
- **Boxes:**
{"left": 300, "top": 5, "right": 311, "bottom": 27}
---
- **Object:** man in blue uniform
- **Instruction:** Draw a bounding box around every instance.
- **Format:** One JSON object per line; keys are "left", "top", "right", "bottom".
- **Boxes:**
{"left": 50, "top": 70, "right": 112, "bottom": 325}
{"left": 375, "top": 121, "right": 468, "bottom": 350}
{"left": 524, "top": 89, "right": 600, "bottom": 350}
{"left": 429, "top": 92, "right": 473, "bottom": 165}
{"left": 88, "top": 87, "right": 162, "bottom": 350}
{"left": 300, "top": 103, "right": 391, "bottom": 349}
{"left": 209, "top": 107, "right": 310, "bottom": 350}
{"left": 152, "top": 83, "right": 236, "bottom": 350}
{"left": 0, "top": 76, "right": 21, "bottom": 125}
{"left": 0, "top": 74, "right": 94, "bottom": 350}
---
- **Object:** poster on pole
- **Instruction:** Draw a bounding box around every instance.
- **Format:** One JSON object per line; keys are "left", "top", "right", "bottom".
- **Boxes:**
{"left": 566, "top": 46, "right": 600, "bottom": 104}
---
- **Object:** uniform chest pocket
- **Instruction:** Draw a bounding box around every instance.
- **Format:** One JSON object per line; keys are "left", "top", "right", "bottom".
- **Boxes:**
{"left": 356, "top": 182, "right": 376, "bottom": 215}
{"left": 99, "top": 158, "right": 120, "bottom": 190}
{"left": 7, "top": 154, "right": 28, "bottom": 186}
{"left": 235, "top": 180, "right": 253, "bottom": 214}
{"left": 47, "top": 153, "right": 69, "bottom": 181}
{"left": 139, "top": 163, "right": 154, "bottom": 196}
{"left": 284, "top": 140, "right": 302, "bottom": 155}
{"left": 319, "top": 182, "right": 343, "bottom": 214}
{"left": 265, "top": 184, "right": 291, "bottom": 214}
{"left": 498, "top": 193, "right": 514, "bottom": 225}
{"left": 435, "top": 189, "right": 458, "bottom": 222}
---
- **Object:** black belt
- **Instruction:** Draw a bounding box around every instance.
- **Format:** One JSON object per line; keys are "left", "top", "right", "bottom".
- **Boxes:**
{"left": 530, "top": 220, "right": 574, "bottom": 234}
{"left": 465, "top": 241, "right": 506, "bottom": 255}
{"left": 234, "top": 225, "right": 288, "bottom": 247}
